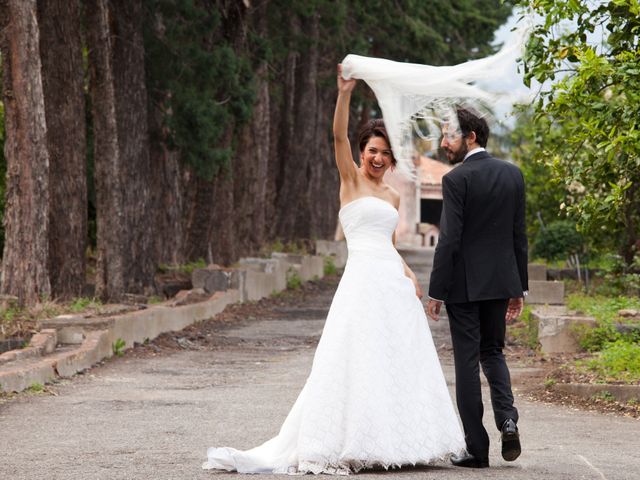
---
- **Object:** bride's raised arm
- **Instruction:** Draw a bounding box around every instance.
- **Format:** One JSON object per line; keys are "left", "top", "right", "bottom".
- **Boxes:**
{"left": 333, "top": 64, "right": 358, "bottom": 186}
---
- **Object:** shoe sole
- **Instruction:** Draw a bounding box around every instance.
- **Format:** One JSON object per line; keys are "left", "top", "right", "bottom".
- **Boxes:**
{"left": 502, "top": 432, "right": 521, "bottom": 461}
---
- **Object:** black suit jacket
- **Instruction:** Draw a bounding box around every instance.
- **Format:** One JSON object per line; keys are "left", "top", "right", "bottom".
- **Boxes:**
{"left": 428, "top": 151, "right": 528, "bottom": 304}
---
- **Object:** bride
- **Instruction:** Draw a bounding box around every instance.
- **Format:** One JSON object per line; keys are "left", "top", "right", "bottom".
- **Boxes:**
{"left": 202, "top": 64, "right": 466, "bottom": 474}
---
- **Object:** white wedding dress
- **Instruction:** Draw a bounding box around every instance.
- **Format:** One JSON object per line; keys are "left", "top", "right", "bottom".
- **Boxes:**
{"left": 203, "top": 196, "right": 465, "bottom": 474}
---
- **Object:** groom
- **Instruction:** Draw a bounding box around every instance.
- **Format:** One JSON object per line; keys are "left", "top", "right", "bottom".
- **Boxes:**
{"left": 427, "top": 107, "right": 528, "bottom": 468}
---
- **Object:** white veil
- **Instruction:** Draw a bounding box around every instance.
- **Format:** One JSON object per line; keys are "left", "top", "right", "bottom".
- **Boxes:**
{"left": 340, "top": 23, "right": 530, "bottom": 178}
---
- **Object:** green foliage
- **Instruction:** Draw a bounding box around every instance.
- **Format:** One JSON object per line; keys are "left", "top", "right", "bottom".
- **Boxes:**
{"left": 575, "top": 321, "right": 620, "bottom": 352}
{"left": 263, "top": 240, "right": 310, "bottom": 257}
{"left": 592, "top": 254, "right": 640, "bottom": 296}
{"left": 323, "top": 256, "right": 337, "bottom": 276}
{"left": 26, "top": 383, "right": 45, "bottom": 393}
{"left": 581, "top": 340, "right": 640, "bottom": 383}
{"left": 567, "top": 294, "right": 640, "bottom": 323}
{"left": 345, "top": 0, "right": 513, "bottom": 64}
{"left": 141, "top": 0, "right": 514, "bottom": 189}
{"left": 591, "top": 390, "right": 615, "bottom": 402}
{"left": 337, "top": 0, "right": 514, "bottom": 129}
{"left": 286, "top": 268, "right": 302, "bottom": 290}
{"left": 159, "top": 258, "right": 206, "bottom": 275}
{"left": 508, "top": 304, "right": 539, "bottom": 349}
{"left": 144, "top": 0, "right": 256, "bottom": 180}
{"left": 112, "top": 338, "right": 126, "bottom": 357}
{"left": 511, "top": 107, "right": 567, "bottom": 241}
{"left": 517, "top": 0, "right": 640, "bottom": 265}
{"left": 568, "top": 293, "right": 640, "bottom": 350}
{"left": 532, "top": 220, "right": 583, "bottom": 262}
{"left": 69, "top": 297, "right": 102, "bottom": 313}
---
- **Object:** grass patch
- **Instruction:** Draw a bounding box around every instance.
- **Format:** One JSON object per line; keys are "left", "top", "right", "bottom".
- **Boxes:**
{"left": 158, "top": 258, "right": 207, "bottom": 275}
{"left": 26, "top": 383, "right": 45, "bottom": 394}
{"left": 147, "top": 295, "right": 164, "bottom": 304}
{"left": 260, "top": 239, "right": 312, "bottom": 257}
{"left": 69, "top": 297, "right": 102, "bottom": 313}
{"left": 567, "top": 294, "right": 640, "bottom": 323}
{"left": 591, "top": 390, "right": 615, "bottom": 402}
{"left": 507, "top": 305, "right": 539, "bottom": 350}
{"left": 323, "top": 256, "right": 337, "bottom": 276}
{"left": 112, "top": 338, "right": 126, "bottom": 357}
{"left": 1, "top": 296, "right": 111, "bottom": 342}
{"left": 568, "top": 294, "right": 640, "bottom": 352}
{"left": 286, "top": 269, "right": 302, "bottom": 290}
{"left": 577, "top": 340, "right": 640, "bottom": 384}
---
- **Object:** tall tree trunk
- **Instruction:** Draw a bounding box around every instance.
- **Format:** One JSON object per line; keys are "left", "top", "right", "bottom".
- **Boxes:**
{"left": 271, "top": 25, "right": 298, "bottom": 241}
{"left": 110, "top": 0, "right": 155, "bottom": 294}
{"left": 144, "top": 6, "right": 185, "bottom": 266}
{"left": 38, "top": 0, "right": 87, "bottom": 299}
{"left": 85, "top": 0, "right": 126, "bottom": 301}
{"left": 210, "top": 172, "right": 236, "bottom": 265}
{"left": 309, "top": 85, "right": 340, "bottom": 239}
{"left": 232, "top": 4, "right": 270, "bottom": 257}
{"left": 183, "top": 174, "right": 215, "bottom": 263}
{"left": 149, "top": 118, "right": 185, "bottom": 265}
{"left": 275, "top": 12, "right": 319, "bottom": 241}
{"left": 233, "top": 62, "right": 270, "bottom": 256}
{"left": 184, "top": 128, "right": 236, "bottom": 266}
{"left": 0, "top": 0, "right": 51, "bottom": 306}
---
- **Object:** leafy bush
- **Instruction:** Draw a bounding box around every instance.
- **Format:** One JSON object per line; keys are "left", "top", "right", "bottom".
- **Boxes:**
{"left": 593, "top": 254, "right": 640, "bottom": 297}
{"left": 581, "top": 340, "right": 640, "bottom": 384}
{"left": 569, "top": 294, "right": 640, "bottom": 351}
{"left": 69, "top": 297, "right": 102, "bottom": 313}
{"left": 323, "top": 256, "right": 337, "bottom": 276}
{"left": 531, "top": 220, "right": 583, "bottom": 262}
{"left": 112, "top": 338, "right": 126, "bottom": 357}
{"left": 567, "top": 294, "right": 640, "bottom": 323}
{"left": 574, "top": 321, "right": 620, "bottom": 352}
{"left": 286, "top": 268, "right": 302, "bottom": 290}
{"left": 507, "top": 305, "right": 539, "bottom": 350}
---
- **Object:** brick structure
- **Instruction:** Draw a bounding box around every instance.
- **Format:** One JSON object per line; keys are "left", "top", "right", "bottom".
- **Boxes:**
{"left": 382, "top": 155, "right": 453, "bottom": 246}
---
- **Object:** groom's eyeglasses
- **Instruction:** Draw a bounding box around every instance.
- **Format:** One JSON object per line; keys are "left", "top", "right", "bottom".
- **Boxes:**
{"left": 442, "top": 130, "right": 463, "bottom": 141}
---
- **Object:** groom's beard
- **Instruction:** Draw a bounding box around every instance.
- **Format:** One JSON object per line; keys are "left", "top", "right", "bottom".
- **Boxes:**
{"left": 445, "top": 142, "right": 468, "bottom": 165}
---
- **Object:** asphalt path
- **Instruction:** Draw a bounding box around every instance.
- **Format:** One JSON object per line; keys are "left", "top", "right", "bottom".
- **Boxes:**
{"left": 0, "top": 247, "right": 637, "bottom": 480}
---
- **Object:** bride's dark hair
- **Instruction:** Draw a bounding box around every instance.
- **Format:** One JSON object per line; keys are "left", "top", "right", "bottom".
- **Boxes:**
{"left": 357, "top": 119, "right": 397, "bottom": 165}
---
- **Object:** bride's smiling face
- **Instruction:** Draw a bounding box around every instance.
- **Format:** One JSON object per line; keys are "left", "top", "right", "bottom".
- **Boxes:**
{"left": 360, "top": 136, "right": 393, "bottom": 178}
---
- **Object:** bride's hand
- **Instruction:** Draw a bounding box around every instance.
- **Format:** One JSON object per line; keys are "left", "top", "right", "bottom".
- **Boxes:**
{"left": 412, "top": 278, "right": 423, "bottom": 299}
{"left": 337, "top": 64, "right": 357, "bottom": 93}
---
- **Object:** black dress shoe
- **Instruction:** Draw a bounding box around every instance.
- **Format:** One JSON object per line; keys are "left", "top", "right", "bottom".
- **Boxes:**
{"left": 450, "top": 452, "right": 489, "bottom": 468}
{"left": 501, "top": 418, "right": 521, "bottom": 461}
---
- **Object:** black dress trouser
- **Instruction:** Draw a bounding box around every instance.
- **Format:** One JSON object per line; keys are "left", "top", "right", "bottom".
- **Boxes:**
{"left": 446, "top": 298, "right": 519, "bottom": 459}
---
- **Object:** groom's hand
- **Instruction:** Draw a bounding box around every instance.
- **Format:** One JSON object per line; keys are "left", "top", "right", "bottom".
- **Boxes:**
{"left": 505, "top": 297, "right": 524, "bottom": 322}
{"left": 427, "top": 299, "right": 442, "bottom": 321}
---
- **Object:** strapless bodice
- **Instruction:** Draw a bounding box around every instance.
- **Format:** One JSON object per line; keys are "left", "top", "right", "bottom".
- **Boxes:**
{"left": 338, "top": 196, "right": 400, "bottom": 261}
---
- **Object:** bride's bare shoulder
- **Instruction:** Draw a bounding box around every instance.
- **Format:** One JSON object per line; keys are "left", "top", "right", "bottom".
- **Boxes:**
{"left": 386, "top": 186, "right": 401, "bottom": 209}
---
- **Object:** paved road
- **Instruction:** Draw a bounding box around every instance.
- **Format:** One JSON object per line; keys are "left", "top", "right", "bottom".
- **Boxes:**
{"left": 0, "top": 247, "right": 637, "bottom": 480}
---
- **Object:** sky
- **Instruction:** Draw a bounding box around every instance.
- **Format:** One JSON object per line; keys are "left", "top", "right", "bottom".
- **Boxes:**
{"left": 479, "top": 10, "right": 538, "bottom": 127}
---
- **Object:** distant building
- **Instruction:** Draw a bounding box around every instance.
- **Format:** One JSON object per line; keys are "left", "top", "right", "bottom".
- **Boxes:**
{"left": 383, "top": 155, "right": 453, "bottom": 247}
